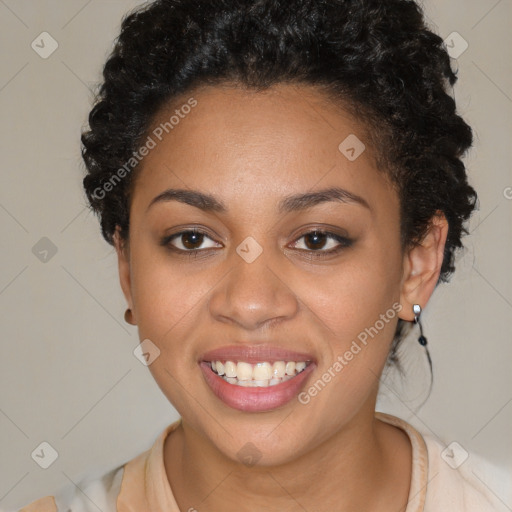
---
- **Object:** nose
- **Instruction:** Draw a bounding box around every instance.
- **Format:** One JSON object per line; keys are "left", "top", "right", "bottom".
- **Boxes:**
{"left": 207, "top": 248, "right": 299, "bottom": 331}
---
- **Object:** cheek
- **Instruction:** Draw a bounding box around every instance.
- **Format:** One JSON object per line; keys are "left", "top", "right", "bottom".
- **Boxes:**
{"left": 293, "top": 244, "right": 402, "bottom": 349}
{"left": 130, "top": 225, "right": 198, "bottom": 300}
{"left": 129, "top": 243, "right": 211, "bottom": 355}
{"left": 128, "top": 245, "right": 214, "bottom": 410}
{"left": 290, "top": 242, "right": 403, "bottom": 423}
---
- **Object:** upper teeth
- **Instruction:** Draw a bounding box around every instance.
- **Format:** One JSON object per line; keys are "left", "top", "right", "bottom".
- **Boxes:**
{"left": 210, "top": 360, "right": 307, "bottom": 382}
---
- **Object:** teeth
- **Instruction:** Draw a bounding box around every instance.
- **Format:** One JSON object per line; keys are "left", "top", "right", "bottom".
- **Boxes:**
{"left": 272, "top": 361, "right": 286, "bottom": 378}
{"left": 236, "top": 362, "right": 253, "bottom": 381}
{"left": 209, "top": 359, "right": 310, "bottom": 387}
{"left": 253, "top": 362, "right": 272, "bottom": 380}
{"left": 252, "top": 379, "right": 269, "bottom": 387}
{"left": 285, "top": 362, "right": 296, "bottom": 375}
{"left": 295, "top": 362, "right": 306, "bottom": 372}
{"left": 224, "top": 361, "right": 237, "bottom": 378}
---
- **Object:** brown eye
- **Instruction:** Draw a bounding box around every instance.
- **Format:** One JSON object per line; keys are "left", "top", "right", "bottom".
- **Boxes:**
{"left": 291, "top": 230, "right": 353, "bottom": 255}
{"left": 303, "top": 231, "right": 329, "bottom": 250}
{"left": 181, "top": 231, "right": 205, "bottom": 249}
{"left": 162, "top": 229, "right": 222, "bottom": 252}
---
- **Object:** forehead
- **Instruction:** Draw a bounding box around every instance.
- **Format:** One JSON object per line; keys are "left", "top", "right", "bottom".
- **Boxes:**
{"left": 131, "top": 83, "right": 396, "bottom": 215}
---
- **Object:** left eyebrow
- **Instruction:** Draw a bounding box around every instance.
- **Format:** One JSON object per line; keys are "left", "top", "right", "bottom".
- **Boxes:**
{"left": 146, "top": 186, "right": 371, "bottom": 214}
{"left": 277, "top": 186, "right": 371, "bottom": 214}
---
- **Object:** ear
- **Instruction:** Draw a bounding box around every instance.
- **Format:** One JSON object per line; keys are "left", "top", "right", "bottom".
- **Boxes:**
{"left": 398, "top": 211, "right": 449, "bottom": 321}
{"left": 113, "top": 226, "right": 135, "bottom": 322}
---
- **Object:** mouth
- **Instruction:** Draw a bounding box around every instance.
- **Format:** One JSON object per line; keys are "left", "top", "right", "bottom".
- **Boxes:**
{"left": 199, "top": 345, "right": 316, "bottom": 412}
{"left": 207, "top": 359, "right": 311, "bottom": 387}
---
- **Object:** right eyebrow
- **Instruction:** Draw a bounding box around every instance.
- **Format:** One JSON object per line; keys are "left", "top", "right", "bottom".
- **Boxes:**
{"left": 146, "top": 189, "right": 227, "bottom": 213}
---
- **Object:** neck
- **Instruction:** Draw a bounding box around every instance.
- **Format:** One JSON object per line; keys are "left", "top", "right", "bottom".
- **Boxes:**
{"left": 164, "top": 404, "right": 412, "bottom": 512}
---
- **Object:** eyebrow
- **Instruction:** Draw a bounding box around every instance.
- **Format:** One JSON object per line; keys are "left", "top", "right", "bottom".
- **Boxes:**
{"left": 146, "top": 186, "right": 371, "bottom": 214}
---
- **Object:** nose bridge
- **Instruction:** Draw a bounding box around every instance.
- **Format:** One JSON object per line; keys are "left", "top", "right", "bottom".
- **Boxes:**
{"left": 208, "top": 243, "right": 299, "bottom": 330}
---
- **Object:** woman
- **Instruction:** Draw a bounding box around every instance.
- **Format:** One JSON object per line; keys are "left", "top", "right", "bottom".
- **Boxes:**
{"left": 18, "top": 0, "right": 507, "bottom": 510}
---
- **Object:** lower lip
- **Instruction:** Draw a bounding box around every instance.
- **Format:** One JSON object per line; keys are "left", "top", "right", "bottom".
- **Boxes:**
{"left": 200, "top": 361, "right": 315, "bottom": 412}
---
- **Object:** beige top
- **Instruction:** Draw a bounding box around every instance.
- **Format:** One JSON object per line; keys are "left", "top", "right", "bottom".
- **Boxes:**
{"left": 17, "top": 412, "right": 509, "bottom": 511}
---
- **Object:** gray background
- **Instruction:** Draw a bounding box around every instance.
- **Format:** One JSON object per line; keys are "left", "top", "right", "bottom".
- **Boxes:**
{"left": 0, "top": 0, "right": 511, "bottom": 509}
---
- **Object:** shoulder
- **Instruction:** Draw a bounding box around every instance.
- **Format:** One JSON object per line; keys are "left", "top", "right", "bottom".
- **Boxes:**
{"left": 376, "top": 412, "right": 510, "bottom": 512}
{"left": 422, "top": 432, "right": 511, "bottom": 511}
{"left": 15, "top": 464, "right": 124, "bottom": 512}
{"left": 14, "top": 420, "right": 182, "bottom": 512}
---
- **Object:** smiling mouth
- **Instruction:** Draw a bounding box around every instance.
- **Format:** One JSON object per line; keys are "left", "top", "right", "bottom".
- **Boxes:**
{"left": 206, "top": 360, "right": 311, "bottom": 387}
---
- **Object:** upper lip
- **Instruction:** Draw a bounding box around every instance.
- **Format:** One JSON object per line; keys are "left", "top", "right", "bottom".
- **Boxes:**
{"left": 200, "top": 344, "right": 316, "bottom": 364}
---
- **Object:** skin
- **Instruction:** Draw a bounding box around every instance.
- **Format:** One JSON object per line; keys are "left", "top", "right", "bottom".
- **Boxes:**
{"left": 114, "top": 83, "right": 448, "bottom": 511}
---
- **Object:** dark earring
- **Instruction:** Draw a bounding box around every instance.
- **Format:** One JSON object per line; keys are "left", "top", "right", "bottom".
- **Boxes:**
{"left": 124, "top": 308, "right": 135, "bottom": 325}
{"left": 413, "top": 304, "right": 428, "bottom": 346}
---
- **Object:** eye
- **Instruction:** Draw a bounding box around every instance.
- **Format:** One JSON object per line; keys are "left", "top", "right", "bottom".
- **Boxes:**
{"left": 161, "top": 228, "right": 352, "bottom": 258}
{"left": 162, "top": 229, "right": 222, "bottom": 252}
{"left": 290, "top": 230, "right": 352, "bottom": 255}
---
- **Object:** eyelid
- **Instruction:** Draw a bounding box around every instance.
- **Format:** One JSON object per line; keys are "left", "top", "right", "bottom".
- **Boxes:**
{"left": 161, "top": 226, "right": 352, "bottom": 259}
{"left": 288, "top": 229, "right": 353, "bottom": 255}
{"left": 162, "top": 228, "right": 222, "bottom": 252}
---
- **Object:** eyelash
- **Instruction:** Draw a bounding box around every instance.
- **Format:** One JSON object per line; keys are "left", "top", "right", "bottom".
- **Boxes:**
{"left": 160, "top": 228, "right": 353, "bottom": 259}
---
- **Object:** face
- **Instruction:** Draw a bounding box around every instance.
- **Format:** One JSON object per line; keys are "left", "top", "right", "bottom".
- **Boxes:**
{"left": 118, "top": 83, "right": 409, "bottom": 465}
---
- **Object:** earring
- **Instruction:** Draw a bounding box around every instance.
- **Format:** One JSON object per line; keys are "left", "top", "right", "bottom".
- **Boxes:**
{"left": 124, "top": 308, "right": 135, "bottom": 325}
{"left": 412, "top": 304, "right": 428, "bottom": 346}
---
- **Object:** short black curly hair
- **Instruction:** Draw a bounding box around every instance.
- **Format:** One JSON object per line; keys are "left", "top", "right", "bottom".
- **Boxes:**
{"left": 81, "top": 0, "right": 477, "bottom": 368}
